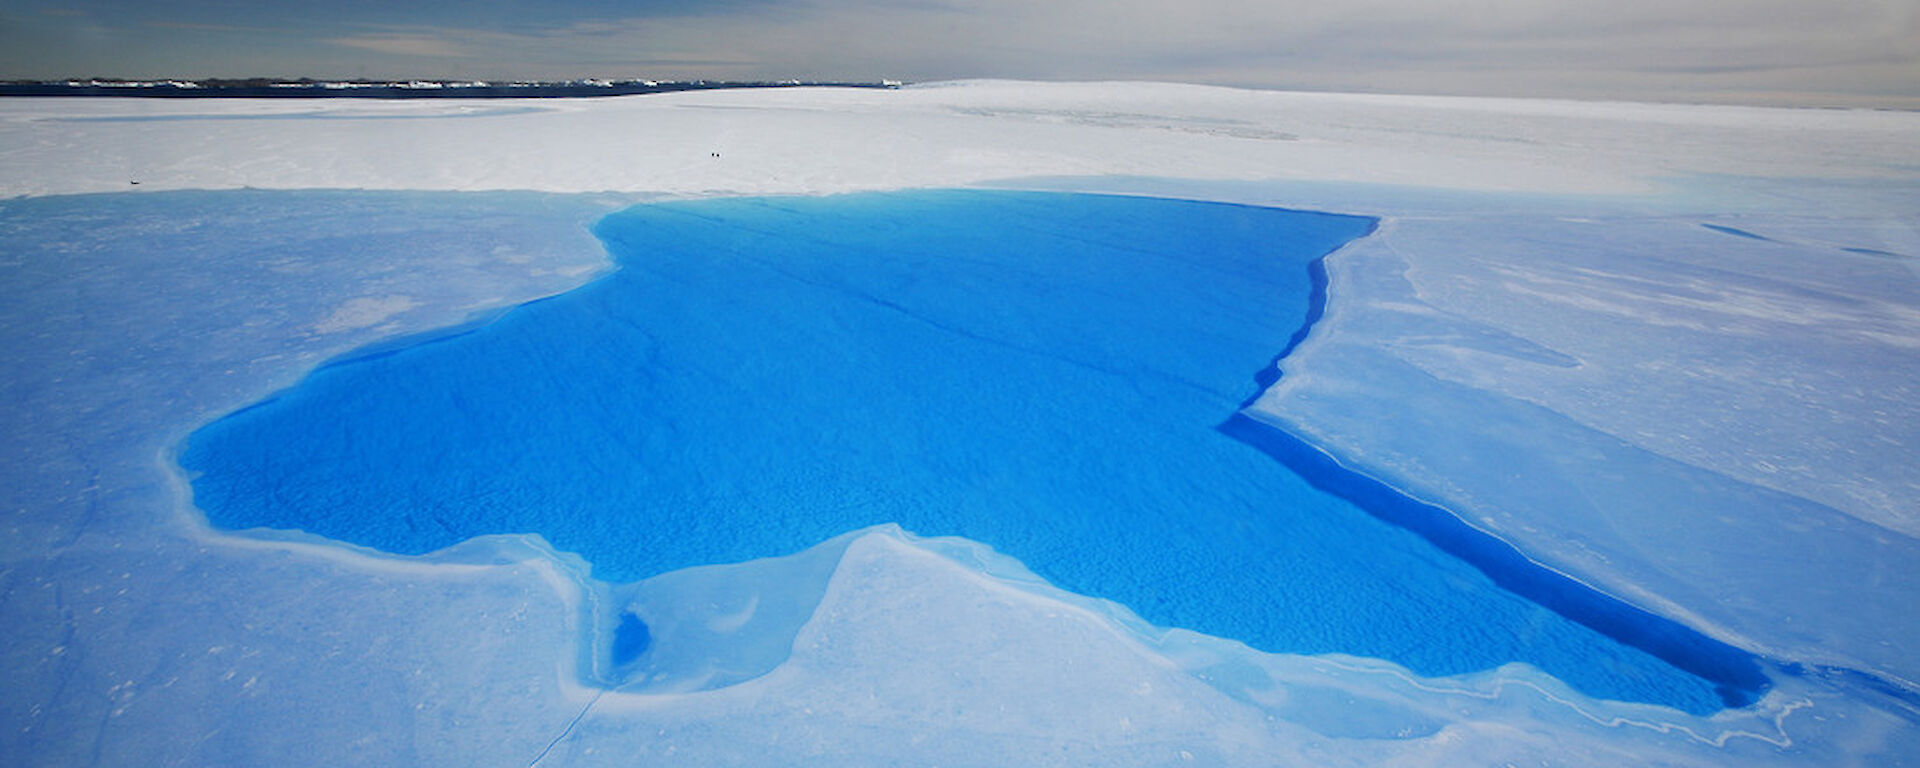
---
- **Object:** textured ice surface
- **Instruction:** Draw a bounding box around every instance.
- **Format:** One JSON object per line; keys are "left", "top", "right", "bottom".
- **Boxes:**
{"left": 4, "top": 83, "right": 1919, "bottom": 764}
{"left": 0, "top": 191, "right": 619, "bottom": 765}
{"left": 1247, "top": 207, "right": 1920, "bottom": 693}
{"left": 2, "top": 186, "right": 1909, "bottom": 766}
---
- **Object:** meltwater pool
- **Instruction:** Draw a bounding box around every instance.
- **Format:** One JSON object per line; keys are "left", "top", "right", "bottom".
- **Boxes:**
{"left": 181, "top": 190, "right": 1762, "bottom": 713}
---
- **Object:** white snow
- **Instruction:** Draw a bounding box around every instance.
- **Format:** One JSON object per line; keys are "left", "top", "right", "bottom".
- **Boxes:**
{"left": 4, "top": 82, "right": 1913, "bottom": 200}
{"left": 1, "top": 81, "right": 1916, "bottom": 764}
{"left": 310, "top": 295, "right": 420, "bottom": 334}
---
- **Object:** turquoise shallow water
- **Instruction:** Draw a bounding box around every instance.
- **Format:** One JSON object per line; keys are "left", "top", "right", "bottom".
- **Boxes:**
{"left": 182, "top": 189, "right": 1752, "bottom": 713}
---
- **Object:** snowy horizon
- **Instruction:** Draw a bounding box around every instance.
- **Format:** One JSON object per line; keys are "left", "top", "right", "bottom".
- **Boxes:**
{"left": 9, "top": 78, "right": 1920, "bottom": 113}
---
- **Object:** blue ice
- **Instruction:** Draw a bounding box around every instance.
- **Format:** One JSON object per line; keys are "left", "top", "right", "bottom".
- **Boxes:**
{"left": 181, "top": 189, "right": 1759, "bottom": 713}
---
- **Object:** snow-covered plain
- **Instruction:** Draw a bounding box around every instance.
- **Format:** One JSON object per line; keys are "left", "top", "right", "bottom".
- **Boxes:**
{"left": 1, "top": 81, "right": 1916, "bottom": 764}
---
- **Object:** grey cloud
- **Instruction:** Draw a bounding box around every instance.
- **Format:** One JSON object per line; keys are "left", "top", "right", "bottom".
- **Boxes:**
{"left": 4, "top": 0, "right": 1914, "bottom": 106}
{"left": 328, "top": 34, "right": 464, "bottom": 58}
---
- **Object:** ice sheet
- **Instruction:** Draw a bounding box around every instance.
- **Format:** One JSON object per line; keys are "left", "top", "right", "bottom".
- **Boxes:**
{"left": 0, "top": 187, "right": 1905, "bottom": 766}
{"left": 5, "top": 82, "right": 1915, "bottom": 201}
{"left": 1240, "top": 205, "right": 1920, "bottom": 689}
{"left": 3, "top": 83, "right": 1918, "bottom": 763}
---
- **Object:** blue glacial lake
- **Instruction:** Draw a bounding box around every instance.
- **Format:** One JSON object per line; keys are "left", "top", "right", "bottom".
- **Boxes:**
{"left": 182, "top": 189, "right": 1757, "bottom": 713}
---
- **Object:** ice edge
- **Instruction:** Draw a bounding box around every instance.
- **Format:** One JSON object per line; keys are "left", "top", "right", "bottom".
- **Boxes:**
{"left": 1223, "top": 218, "right": 1920, "bottom": 719}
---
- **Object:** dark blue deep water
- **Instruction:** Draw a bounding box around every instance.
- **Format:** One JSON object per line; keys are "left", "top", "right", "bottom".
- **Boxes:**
{"left": 182, "top": 190, "right": 1752, "bottom": 713}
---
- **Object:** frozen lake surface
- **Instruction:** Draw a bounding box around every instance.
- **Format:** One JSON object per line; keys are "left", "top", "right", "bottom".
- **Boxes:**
{"left": 183, "top": 190, "right": 1755, "bottom": 712}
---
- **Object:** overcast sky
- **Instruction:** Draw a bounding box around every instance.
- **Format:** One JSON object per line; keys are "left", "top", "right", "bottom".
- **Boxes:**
{"left": 3, "top": 0, "right": 1916, "bottom": 106}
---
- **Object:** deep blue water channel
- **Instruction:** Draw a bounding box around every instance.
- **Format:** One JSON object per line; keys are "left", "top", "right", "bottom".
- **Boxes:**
{"left": 183, "top": 190, "right": 1741, "bottom": 713}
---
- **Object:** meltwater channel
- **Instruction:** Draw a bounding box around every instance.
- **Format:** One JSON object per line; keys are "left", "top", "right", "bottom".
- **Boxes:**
{"left": 180, "top": 190, "right": 1764, "bottom": 713}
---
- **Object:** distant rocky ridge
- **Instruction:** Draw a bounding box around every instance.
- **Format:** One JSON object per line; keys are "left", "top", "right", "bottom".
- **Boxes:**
{"left": 0, "top": 78, "right": 904, "bottom": 98}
